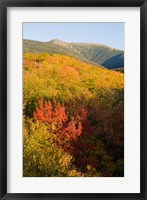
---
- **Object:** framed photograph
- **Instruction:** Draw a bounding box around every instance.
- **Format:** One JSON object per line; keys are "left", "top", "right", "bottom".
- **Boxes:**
{"left": 0, "top": 0, "right": 147, "bottom": 199}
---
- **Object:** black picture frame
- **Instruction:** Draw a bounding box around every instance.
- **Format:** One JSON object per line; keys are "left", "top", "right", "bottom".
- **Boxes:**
{"left": 0, "top": 0, "right": 147, "bottom": 199}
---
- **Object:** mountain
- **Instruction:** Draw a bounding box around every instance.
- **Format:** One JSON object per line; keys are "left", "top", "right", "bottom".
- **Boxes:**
{"left": 23, "top": 39, "right": 124, "bottom": 69}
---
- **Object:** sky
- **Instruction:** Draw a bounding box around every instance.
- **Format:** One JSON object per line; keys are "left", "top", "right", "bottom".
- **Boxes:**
{"left": 23, "top": 23, "right": 124, "bottom": 50}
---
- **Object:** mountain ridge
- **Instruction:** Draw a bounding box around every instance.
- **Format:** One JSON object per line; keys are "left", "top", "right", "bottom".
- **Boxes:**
{"left": 23, "top": 39, "right": 124, "bottom": 69}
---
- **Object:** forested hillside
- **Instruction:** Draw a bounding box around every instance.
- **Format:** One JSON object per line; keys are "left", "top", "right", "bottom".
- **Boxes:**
{"left": 23, "top": 53, "right": 124, "bottom": 177}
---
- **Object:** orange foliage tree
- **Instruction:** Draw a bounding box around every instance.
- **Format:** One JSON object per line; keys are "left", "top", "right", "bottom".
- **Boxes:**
{"left": 33, "top": 99, "right": 86, "bottom": 152}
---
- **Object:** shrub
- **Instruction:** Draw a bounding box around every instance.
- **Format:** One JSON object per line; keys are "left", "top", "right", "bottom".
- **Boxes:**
{"left": 23, "top": 119, "right": 76, "bottom": 177}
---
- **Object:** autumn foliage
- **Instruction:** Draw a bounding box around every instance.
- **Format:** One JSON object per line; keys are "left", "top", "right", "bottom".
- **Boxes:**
{"left": 23, "top": 53, "right": 124, "bottom": 177}
{"left": 33, "top": 99, "right": 83, "bottom": 148}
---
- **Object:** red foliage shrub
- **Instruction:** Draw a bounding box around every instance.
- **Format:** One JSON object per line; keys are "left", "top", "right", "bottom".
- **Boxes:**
{"left": 33, "top": 99, "right": 85, "bottom": 151}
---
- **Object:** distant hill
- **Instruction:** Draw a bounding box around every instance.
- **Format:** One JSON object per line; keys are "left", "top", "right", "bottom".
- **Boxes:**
{"left": 23, "top": 39, "right": 124, "bottom": 69}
